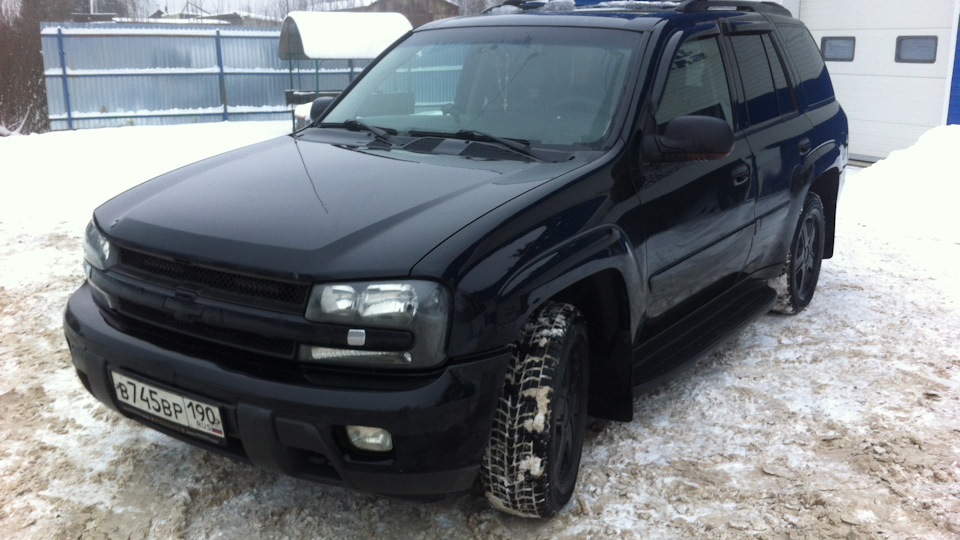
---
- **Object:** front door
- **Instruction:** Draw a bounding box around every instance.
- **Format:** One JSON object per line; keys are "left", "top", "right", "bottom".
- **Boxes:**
{"left": 636, "top": 27, "right": 756, "bottom": 319}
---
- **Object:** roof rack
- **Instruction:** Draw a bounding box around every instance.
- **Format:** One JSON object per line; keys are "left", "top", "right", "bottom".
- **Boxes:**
{"left": 486, "top": 0, "right": 792, "bottom": 17}
{"left": 677, "top": 1, "right": 792, "bottom": 16}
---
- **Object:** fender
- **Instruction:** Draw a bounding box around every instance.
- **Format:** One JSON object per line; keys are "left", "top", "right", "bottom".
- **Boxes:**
{"left": 498, "top": 225, "right": 644, "bottom": 345}
{"left": 411, "top": 141, "right": 645, "bottom": 420}
{"left": 441, "top": 223, "right": 644, "bottom": 422}
{"left": 441, "top": 222, "right": 645, "bottom": 359}
{"left": 501, "top": 226, "right": 644, "bottom": 421}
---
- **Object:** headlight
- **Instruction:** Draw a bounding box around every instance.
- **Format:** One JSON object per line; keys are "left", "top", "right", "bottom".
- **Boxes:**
{"left": 302, "top": 280, "right": 450, "bottom": 369}
{"left": 83, "top": 220, "right": 117, "bottom": 270}
{"left": 319, "top": 283, "right": 417, "bottom": 324}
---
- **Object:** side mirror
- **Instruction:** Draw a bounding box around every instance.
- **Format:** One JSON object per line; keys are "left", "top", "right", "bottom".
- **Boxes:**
{"left": 643, "top": 115, "right": 734, "bottom": 163}
{"left": 310, "top": 96, "right": 336, "bottom": 122}
{"left": 294, "top": 96, "right": 338, "bottom": 130}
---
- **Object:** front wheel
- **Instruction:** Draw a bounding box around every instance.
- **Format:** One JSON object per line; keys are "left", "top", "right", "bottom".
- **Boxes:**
{"left": 771, "top": 192, "right": 825, "bottom": 314}
{"left": 481, "top": 302, "right": 590, "bottom": 518}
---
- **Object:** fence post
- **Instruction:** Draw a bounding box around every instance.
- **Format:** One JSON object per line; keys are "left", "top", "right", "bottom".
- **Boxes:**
{"left": 56, "top": 27, "right": 74, "bottom": 130}
{"left": 215, "top": 30, "right": 228, "bottom": 121}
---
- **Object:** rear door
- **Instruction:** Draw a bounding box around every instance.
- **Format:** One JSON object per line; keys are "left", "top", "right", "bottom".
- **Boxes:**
{"left": 723, "top": 16, "right": 814, "bottom": 273}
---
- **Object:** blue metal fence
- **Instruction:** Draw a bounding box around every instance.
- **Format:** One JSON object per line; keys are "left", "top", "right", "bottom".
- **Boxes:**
{"left": 40, "top": 22, "right": 369, "bottom": 130}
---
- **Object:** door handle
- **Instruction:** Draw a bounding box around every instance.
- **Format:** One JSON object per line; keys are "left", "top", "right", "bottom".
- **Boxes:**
{"left": 798, "top": 138, "right": 812, "bottom": 155}
{"left": 732, "top": 163, "right": 750, "bottom": 186}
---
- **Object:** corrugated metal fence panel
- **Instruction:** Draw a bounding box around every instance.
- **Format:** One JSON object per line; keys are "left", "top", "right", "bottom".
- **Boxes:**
{"left": 64, "top": 74, "right": 223, "bottom": 113}
{"left": 41, "top": 35, "right": 63, "bottom": 72}
{"left": 48, "top": 114, "right": 231, "bottom": 131}
{"left": 379, "top": 46, "right": 465, "bottom": 109}
{"left": 221, "top": 34, "right": 288, "bottom": 70}
{"left": 61, "top": 35, "right": 219, "bottom": 70}
{"left": 225, "top": 72, "right": 354, "bottom": 107}
{"left": 44, "top": 77, "right": 67, "bottom": 117}
{"left": 40, "top": 23, "right": 366, "bottom": 130}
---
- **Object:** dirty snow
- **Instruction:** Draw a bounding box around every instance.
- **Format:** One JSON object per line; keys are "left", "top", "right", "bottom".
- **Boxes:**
{"left": 1, "top": 122, "right": 959, "bottom": 538}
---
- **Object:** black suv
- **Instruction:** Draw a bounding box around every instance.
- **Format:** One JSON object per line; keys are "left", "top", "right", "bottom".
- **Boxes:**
{"left": 64, "top": 0, "right": 847, "bottom": 518}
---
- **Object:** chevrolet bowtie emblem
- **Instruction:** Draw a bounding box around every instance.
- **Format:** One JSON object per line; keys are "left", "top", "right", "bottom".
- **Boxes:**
{"left": 162, "top": 294, "right": 204, "bottom": 322}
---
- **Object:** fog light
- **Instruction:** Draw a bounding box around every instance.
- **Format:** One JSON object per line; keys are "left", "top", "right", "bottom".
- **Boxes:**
{"left": 346, "top": 425, "right": 393, "bottom": 452}
{"left": 300, "top": 346, "right": 412, "bottom": 366}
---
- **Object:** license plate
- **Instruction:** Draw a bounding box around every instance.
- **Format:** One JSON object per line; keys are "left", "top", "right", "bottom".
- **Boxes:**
{"left": 111, "top": 372, "right": 224, "bottom": 439}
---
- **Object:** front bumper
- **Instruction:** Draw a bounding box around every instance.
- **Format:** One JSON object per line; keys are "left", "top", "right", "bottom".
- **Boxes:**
{"left": 63, "top": 283, "right": 510, "bottom": 496}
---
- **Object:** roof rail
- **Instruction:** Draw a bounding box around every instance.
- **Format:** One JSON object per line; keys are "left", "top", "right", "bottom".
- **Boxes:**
{"left": 678, "top": 1, "right": 793, "bottom": 16}
{"left": 482, "top": 0, "right": 793, "bottom": 17}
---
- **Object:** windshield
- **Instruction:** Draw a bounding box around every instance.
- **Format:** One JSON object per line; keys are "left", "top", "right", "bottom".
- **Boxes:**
{"left": 322, "top": 26, "right": 642, "bottom": 149}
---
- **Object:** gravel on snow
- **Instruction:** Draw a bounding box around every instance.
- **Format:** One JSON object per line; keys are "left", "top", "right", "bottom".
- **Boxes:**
{"left": 1, "top": 123, "right": 959, "bottom": 539}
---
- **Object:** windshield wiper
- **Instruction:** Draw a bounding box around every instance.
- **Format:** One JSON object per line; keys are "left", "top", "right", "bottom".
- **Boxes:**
{"left": 452, "top": 129, "right": 545, "bottom": 161}
{"left": 341, "top": 118, "right": 401, "bottom": 147}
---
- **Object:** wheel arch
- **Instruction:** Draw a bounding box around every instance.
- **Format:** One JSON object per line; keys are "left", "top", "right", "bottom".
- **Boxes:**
{"left": 494, "top": 227, "right": 641, "bottom": 422}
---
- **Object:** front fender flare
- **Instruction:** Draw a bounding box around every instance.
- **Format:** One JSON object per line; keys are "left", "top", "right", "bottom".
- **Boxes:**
{"left": 498, "top": 226, "right": 643, "bottom": 343}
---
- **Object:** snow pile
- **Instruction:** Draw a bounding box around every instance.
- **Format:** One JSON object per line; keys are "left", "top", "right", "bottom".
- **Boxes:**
{"left": 844, "top": 125, "right": 960, "bottom": 307}
{"left": 0, "top": 120, "right": 27, "bottom": 137}
{"left": 541, "top": 0, "right": 577, "bottom": 11}
{"left": 281, "top": 12, "right": 411, "bottom": 60}
{"left": 1, "top": 123, "right": 959, "bottom": 538}
{"left": 0, "top": 122, "right": 288, "bottom": 291}
{"left": 487, "top": 5, "right": 524, "bottom": 14}
{"left": 0, "top": 122, "right": 288, "bottom": 234}
{"left": 846, "top": 125, "right": 960, "bottom": 245}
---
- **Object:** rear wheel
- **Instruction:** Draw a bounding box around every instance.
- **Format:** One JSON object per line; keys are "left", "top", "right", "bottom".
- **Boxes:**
{"left": 481, "top": 302, "right": 589, "bottom": 518}
{"left": 772, "top": 192, "right": 825, "bottom": 314}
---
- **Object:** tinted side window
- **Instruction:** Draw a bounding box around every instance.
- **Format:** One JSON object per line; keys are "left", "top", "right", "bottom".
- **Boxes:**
{"left": 731, "top": 34, "right": 778, "bottom": 125}
{"left": 763, "top": 34, "right": 796, "bottom": 115}
{"left": 779, "top": 24, "right": 834, "bottom": 106}
{"left": 656, "top": 36, "right": 733, "bottom": 130}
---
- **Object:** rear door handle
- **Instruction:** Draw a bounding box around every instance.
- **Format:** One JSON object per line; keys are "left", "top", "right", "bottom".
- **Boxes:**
{"left": 798, "top": 138, "right": 812, "bottom": 155}
{"left": 732, "top": 163, "right": 750, "bottom": 186}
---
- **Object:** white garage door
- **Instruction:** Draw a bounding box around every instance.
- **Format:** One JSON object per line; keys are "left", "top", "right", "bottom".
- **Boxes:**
{"left": 797, "top": 0, "right": 958, "bottom": 160}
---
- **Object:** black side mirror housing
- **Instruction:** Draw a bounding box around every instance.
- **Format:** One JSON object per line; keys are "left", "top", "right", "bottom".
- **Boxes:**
{"left": 310, "top": 96, "right": 337, "bottom": 123}
{"left": 643, "top": 115, "right": 735, "bottom": 163}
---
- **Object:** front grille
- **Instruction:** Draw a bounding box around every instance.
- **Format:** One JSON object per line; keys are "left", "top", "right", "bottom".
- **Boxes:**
{"left": 119, "top": 300, "right": 297, "bottom": 359}
{"left": 119, "top": 248, "right": 310, "bottom": 312}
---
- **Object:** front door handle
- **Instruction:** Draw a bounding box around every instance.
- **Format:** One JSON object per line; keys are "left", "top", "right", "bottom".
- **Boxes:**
{"left": 732, "top": 163, "right": 750, "bottom": 186}
{"left": 798, "top": 137, "right": 812, "bottom": 155}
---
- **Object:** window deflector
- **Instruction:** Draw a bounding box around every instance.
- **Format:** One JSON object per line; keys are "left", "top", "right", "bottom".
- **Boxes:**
{"left": 652, "top": 30, "right": 734, "bottom": 131}
{"left": 723, "top": 20, "right": 773, "bottom": 35}
{"left": 647, "top": 24, "right": 722, "bottom": 115}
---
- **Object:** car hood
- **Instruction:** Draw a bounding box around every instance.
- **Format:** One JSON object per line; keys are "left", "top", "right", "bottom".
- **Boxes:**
{"left": 95, "top": 133, "right": 583, "bottom": 280}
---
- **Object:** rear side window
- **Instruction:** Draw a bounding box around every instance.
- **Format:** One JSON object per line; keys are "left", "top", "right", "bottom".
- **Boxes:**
{"left": 764, "top": 34, "right": 796, "bottom": 115}
{"left": 656, "top": 36, "right": 733, "bottom": 130}
{"left": 779, "top": 25, "right": 834, "bottom": 106}
{"left": 731, "top": 33, "right": 795, "bottom": 126}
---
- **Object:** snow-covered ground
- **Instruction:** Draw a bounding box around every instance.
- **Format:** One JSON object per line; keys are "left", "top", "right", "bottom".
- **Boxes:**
{"left": 1, "top": 122, "right": 958, "bottom": 538}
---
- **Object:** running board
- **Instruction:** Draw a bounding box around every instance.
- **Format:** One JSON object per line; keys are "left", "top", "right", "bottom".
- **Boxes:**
{"left": 632, "top": 281, "right": 777, "bottom": 393}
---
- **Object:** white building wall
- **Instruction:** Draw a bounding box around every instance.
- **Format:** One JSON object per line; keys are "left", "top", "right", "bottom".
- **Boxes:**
{"left": 797, "top": 0, "right": 958, "bottom": 159}
{"left": 774, "top": 0, "right": 800, "bottom": 17}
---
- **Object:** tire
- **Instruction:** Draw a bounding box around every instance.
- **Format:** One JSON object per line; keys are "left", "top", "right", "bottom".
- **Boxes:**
{"left": 771, "top": 192, "right": 825, "bottom": 314}
{"left": 481, "top": 302, "right": 590, "bottom": 518}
